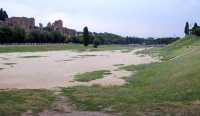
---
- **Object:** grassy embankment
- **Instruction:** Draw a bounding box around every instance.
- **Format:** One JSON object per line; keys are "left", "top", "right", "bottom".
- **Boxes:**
{"left": 63, "top": 36, "right": 200, "bottom": 115}
{"left": 74, "top": 70, "right": 111, "bottom": 82}
{"left": 0, "top": 44, "right": 128, "bottom": 53}
{"left": 0, "top": 89, "right": 55, "bottom": 116}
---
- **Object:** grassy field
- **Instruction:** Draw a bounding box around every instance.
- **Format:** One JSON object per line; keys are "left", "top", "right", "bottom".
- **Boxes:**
{"left": 63, "top": 36, "right": 200, "bottom": 116}
{"left": 74, "top": 70, "right": 111, "bottom": 82}
{"left": 0, "top": 36, "right": 200, "bottom": 115}
{"left": 0, "top": 89, "right": 55, "bottom": 116}
{"left": 0, "top": 44, "right": 128, "bottom": 53}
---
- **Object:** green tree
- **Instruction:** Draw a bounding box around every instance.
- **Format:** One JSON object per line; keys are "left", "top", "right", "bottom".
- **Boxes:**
{"left": 0, "top": 26, "right": 13, "bottom": 43}
{"left": 0, "top": 8, "right": 8, "bottom": 21}
{"left": 184, "top": 22, "right": 190, "bottom": 35}
{"left": 194, "top": 23, "right": 198, "bottom": 29}
{"left": 13, "top": 27, "right": 26, "bottom": 43}
{"left": 83, "top": 26, "right": 90, "bottom": 46}
{"left": 93, "top": 38, "right": 100, "bottom": 48}
{"left": 191, "top": 22, "right": 200, "bottom": 35}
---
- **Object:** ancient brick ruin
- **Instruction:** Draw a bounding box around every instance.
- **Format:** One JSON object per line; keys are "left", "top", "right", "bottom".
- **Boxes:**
{"left": 0, "top": 17, "right": 35, "bottom": 32}
{"left": 0, "top": 17, "right": 76, "bottom": 38}
{"left": 51, "top": 20, "right": 76, "bottom": 38}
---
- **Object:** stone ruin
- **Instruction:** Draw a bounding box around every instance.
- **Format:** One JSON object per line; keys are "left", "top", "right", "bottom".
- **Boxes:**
{"left": 0, "top": 17, "right": 77, "bottom": 38}
{"left": 51, "top": 20, "right": 77, "bottom": 38}
{"left": 0, "top": 17, "right": 35, "bottom": 32}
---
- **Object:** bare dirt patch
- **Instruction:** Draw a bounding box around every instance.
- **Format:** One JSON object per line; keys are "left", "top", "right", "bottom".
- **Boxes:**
{"left": 0, "top": 48, "right": 158, "bottom": 89}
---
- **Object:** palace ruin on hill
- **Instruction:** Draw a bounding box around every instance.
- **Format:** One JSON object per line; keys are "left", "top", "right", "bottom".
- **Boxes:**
{"left": 0, "top": 17, "right": 76, "bottom": 38}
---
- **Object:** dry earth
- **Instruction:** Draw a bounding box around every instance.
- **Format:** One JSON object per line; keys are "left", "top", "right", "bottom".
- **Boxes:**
{"left": 0, "top": 48, "right": 158, "bottom": 89}
{"left": 0, "top": 48, "right": 158, "bottom": 116}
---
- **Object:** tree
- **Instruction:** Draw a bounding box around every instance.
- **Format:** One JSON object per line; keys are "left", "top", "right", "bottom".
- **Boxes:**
{"left": 93, "top": 38, "right": 100, "bottom": 48}
{"left": 3, "top": 11, "right": 8, "bottom": 19}
{"left": 0, "top": 26, "right": 13, "bottom": 43}
{"left": 191, "top": 22, "right": 200, "bottom": 35}
{"left": 193, "top": 22, "right": 198, "bottom": 29}
{"left": 0, "top": 8, "right": 4, "bottom": 21}
{"left": 184, "top": 22, "right": 190, "bottom": 35}
{"left": 0, "top": 8, "right": 8, "bottom": 21}
{"left": 83, "top": 26, "right": 90, "bottom": 46}
{"left": 13, "top": 27, "right": 26, "bottom": 43}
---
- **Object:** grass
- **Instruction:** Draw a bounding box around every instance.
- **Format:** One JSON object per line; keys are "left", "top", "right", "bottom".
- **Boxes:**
{"left": 160, "top": 35, "right": 200, "bottom": 61}
{"left": 0, "top": 89, "right": 55, "bottom": 116}
{"left": 3, "top": 63, "right": 17, "bottom": 66}
{"left": 18, "top": 55, "right": 46, "bottom": 58}
{"left": 74, "top": 70, "right": 111, "bottom": 82}
{"left": 113, "top": 64, "right": 125, "bottom": 67}
{"left": 63, "top": 36, "right": 200, "bottom": 115}
{"left": 0, "top": 44, "right": 129, "bottom": 53}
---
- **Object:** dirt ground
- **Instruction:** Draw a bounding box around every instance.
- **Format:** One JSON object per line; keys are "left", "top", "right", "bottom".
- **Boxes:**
{"left": 0, "top": 48, "right": 159, "bottom": 116}
{"left": 0, "top": 48, "right": 158, "bottom": 89}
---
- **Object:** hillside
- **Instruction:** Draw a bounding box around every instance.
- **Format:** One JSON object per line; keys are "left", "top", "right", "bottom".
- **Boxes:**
{"left": 64, "top": 36, "right": 200, "bottom": 116}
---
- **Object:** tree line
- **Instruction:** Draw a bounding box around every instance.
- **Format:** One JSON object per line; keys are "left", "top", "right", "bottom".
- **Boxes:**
{"left": 0, "top": 26, "right": 65, "bottom": 44}
{"left": 72, "top": 31, "right": 179, "bottom": 46}
{"left": 0, "top": 23, "right": 179, "bottom": 45}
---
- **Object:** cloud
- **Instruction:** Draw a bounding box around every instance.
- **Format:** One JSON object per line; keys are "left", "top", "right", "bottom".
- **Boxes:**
{"left": 0, "top": 0, "right": 200, "bottom": 37}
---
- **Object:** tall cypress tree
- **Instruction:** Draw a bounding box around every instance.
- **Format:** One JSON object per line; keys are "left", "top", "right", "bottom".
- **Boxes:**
{"left": 0, "top": 8, "right": 3, "bottom": 21}
{"left": 184, "top": 22, "right": 190, "bottom": 35}
{"left": 83, "top": 26, "right": 90, "bottom": 46}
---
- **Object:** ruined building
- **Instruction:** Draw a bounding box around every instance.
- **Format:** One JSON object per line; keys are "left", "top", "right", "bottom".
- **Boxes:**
{"left": 51, "top": 20, "right": 77, "bottom": 38}
{"left": 0, "top": 17, "right": 35, "bottom": 32}
{"left": 0, "top": 17, "right": 77, "bottom": 38}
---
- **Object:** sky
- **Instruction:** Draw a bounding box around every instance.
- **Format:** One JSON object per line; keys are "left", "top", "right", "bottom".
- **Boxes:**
{"left": 1, "top": 0, "right": 200, "bottom": 37}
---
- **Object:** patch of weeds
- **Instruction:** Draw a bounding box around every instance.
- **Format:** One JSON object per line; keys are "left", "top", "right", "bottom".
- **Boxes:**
{"left": 0, "top": 89, "right": 55, "bottom": 116}
{"left": 119, "top": 65, "right": 137, "bottom": 72}
{"left": 113, "top": 64, "right": 125, "bottom": 67}
{"left": 79, "top": 55, "right": 97, "bottom": 57}
{"left": 3, "top": 63, "right": 17, "bottom": 66}
{"left": 121, "top": 49, "right": 133, "bottom": 53}
{"left": 18, "top": 56, "right": 46, "bottom": 59}
{"left": 64, "top": 59, "right": 74, "bottom": 62}
{"left": 74, "top": 70, "right": 111, "bottom": 82}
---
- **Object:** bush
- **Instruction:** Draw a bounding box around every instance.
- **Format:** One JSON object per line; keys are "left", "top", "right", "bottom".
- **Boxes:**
{"left": 191, "top": 28, "right": 200, "bottom": 36}
{"left": 93, "top": 38, "right": 100, "bottom": 48}
{"left": 0, "top": 26, "right": 26, "bottom": 44}
{"left": 0, "top": 26, "right": 66, "bottom": 44}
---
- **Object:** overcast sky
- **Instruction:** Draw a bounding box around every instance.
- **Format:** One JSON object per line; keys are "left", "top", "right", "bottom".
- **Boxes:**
{"left": 1, "top": 0, "right": 200, "bottom": 37}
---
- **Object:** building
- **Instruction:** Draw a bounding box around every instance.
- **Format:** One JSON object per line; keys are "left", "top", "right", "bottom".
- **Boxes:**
{"left": 51, "top": 20, "right": 77, "bottom": 38}
{"left": 62, "top": 27, "right": 76, "bottom": 38}
{"left": 52, "top": 20, "right": 63, "bottom": 31}
{"left": 0, "top": 17, "right": 77, "bottom": 38}
{"left": 0, "top": 17, "right": 35, "bottom": 32}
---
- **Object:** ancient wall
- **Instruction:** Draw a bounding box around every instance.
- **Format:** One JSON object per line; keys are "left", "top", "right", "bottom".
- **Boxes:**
{"left": 5, "top": 17, "right": 35, "bottom": 32}
{"left": 52, "top": 20, "right": 76, "bottom": 38}
{"left": 0, "top": 17, "right": 35, "bottom": 32}
{"left": 0, "top": 17, "right": 77, "bottom": 38}
{"left": 52, "top": 20, "right": 63, "bottom": 31}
